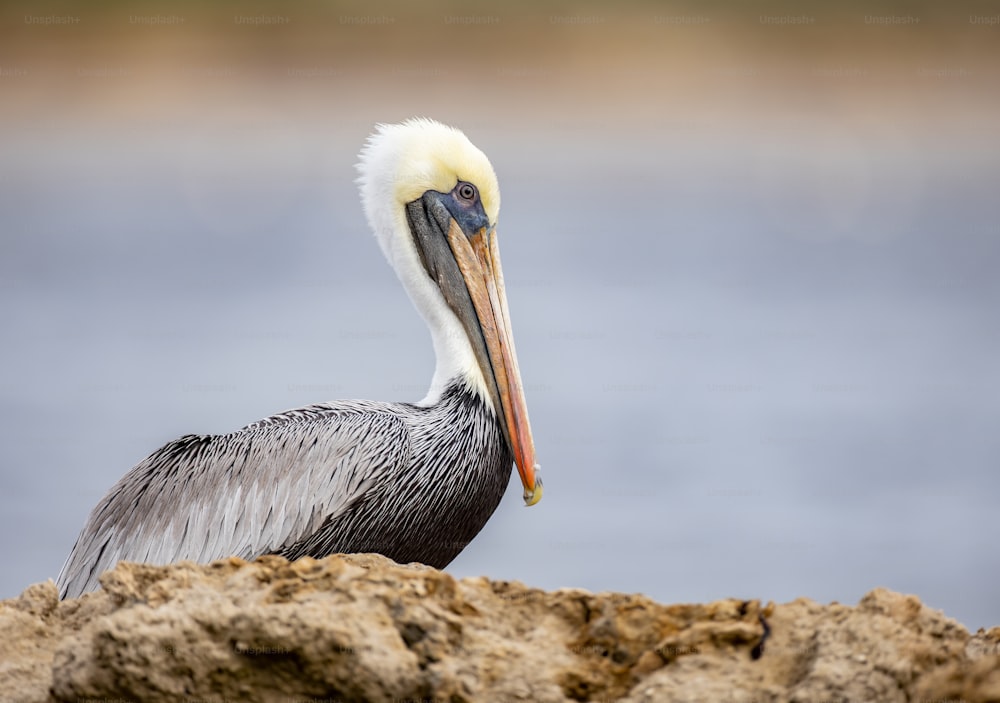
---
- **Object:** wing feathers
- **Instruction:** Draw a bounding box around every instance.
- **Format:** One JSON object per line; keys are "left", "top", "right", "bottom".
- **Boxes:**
{"left": 56, "top": 405, "right": 411, "bottom": 599}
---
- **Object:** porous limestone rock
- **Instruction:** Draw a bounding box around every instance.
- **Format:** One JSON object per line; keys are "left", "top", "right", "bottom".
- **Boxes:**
{"left": 0, "top": 554, "right": 996, "bottom": 703}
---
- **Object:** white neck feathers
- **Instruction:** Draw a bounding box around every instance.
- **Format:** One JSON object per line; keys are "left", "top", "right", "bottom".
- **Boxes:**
{"left": 355, "top": 118, "right": 498, "bottom": 408}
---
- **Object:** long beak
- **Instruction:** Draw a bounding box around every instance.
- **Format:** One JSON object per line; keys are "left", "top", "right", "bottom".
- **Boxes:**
{"left": 445, "top": 220, "right": 543, "bottom": 506}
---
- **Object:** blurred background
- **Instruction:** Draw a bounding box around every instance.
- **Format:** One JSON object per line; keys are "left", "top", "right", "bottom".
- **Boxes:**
{"left": 1, "top": 0, "right": 997, "bottom": 628}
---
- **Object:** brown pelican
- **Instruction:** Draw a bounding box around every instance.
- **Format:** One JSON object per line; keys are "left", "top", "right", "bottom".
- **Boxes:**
{"left": 56, "top": 118, "right": 543, "bottom": 599}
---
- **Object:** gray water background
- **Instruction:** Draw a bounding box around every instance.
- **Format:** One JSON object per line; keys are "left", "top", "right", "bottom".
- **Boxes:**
{"left": 1, "top": 117, "right": 997, "bottom": 628}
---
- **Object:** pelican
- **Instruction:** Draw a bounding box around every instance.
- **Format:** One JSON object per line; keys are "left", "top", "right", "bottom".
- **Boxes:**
{"left": 56, "top": 118, "right": 542, "bottom": 599}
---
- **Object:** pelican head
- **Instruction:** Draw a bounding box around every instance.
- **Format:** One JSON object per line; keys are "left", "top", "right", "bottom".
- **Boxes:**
{"left": 357, "top": 118, "right": 542, "bottom": 506}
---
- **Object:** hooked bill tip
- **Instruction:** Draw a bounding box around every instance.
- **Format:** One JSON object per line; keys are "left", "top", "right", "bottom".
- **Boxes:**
{"left": 523, "top": 470, "right": 543, "bottom": 506}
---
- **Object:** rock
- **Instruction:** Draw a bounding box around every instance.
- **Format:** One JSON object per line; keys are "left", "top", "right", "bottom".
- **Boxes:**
{"left": 0, "top": 554, "right": 996, "bottom": 703}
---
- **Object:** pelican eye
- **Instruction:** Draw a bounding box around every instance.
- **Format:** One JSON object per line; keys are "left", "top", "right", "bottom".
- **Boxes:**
{"left": 456, "top": 182, "right": 478, "bottom": 202}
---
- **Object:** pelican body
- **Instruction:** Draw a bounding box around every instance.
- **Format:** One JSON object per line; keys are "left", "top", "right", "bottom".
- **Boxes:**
{"left": 57, "top": 119, "right": 542, "bottom": 599}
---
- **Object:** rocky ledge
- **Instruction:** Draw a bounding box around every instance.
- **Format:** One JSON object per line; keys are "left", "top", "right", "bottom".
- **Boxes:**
{"left": 1, "top": 554, "right": 997, "bottom": 702}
